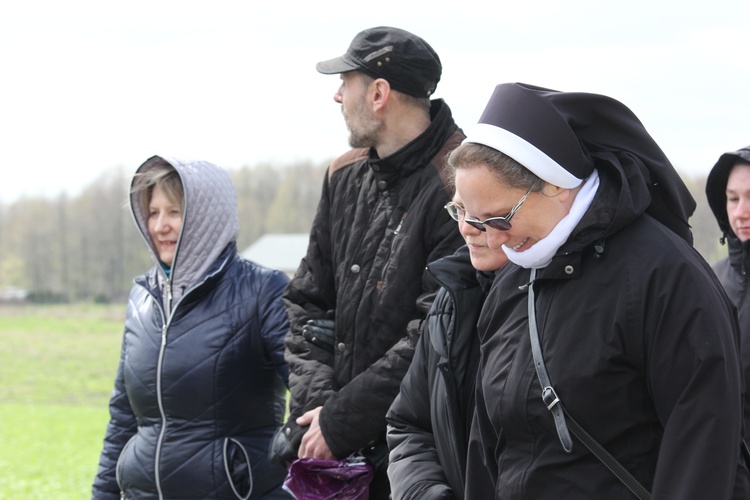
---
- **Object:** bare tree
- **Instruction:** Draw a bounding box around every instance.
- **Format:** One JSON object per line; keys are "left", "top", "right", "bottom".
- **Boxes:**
{"left": 10, "top": 159, "right": 735, "bottom": 302}
{"left": 685, "top": 174, "right": 726, "bottom": 265}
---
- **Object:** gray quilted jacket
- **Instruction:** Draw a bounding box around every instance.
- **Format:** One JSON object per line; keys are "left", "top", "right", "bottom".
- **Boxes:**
{"left": 92, "top": 156, "right": 291, "bottom": 500}
{"left": 706, "top": 145, "right": 750, "bottom": 443}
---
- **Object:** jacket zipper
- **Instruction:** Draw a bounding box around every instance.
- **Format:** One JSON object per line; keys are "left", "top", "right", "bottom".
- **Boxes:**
{"left": 380, "top": 218, "right": 404, "bottom": 282}
{"left": 148, "top": 256, "right": 231, "bottom": 499}
{"left": 126, "top": 175, "right": 182, "bottom": 500}
{"left": 428, "top": 263, "right": 467, "bottom": 486}
{"left": 154, "top": 323, "right": 167, "bottom": 499}
{"left": 154, "top": 278, "right": 171, "bottom": 500}
{"left": 442, "top": 286, "right": 465, "bottom": 484}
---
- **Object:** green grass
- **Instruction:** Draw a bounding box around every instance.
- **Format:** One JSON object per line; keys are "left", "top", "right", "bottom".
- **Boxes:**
{"left": 0, "top": 304, "right": 125, "bottom": 499}
{"left": 0, "top": 404, "right": 110, "bottom": 498}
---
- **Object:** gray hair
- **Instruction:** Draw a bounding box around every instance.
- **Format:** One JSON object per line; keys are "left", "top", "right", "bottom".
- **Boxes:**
{"left": 393, "top": 91, "right": 431, "bottom": 116}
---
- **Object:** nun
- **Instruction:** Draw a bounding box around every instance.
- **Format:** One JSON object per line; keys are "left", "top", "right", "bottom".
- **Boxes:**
{"left": 449, "top": 83, "right": 750, "bottom": 499}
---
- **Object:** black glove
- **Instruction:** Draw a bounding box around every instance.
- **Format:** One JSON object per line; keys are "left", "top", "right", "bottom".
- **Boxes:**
{"left": 268, "top": 421, "right": 310, "bottom": 464}
{"left": 302, "top": 311, "right": 336, "bottom": 353}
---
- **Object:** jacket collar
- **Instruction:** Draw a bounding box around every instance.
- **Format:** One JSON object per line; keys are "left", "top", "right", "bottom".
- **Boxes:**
{"left": 726, "top": 235, "right": 750, "bottom": 275}
{"left": 136, "top": 242, "right": 237, "bottom": 306}
{"left": 427, "top": 245, "right": 480, "bottom": 293}
{"left": 535, "top": 151, "right": 649, "bottom": 281}
{"left": 367, "top": 99, "right": 457, "bottom": 182}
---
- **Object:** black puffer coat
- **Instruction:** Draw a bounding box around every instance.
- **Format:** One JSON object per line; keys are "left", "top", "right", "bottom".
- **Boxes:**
{"left": 467, "top": 151, "right": 750, "bottom": 499}
{"left": 92, "top": 157, "right": 291, "bottom": 500}
{"left": 386, "top": 246, "right": 492, "bottom": 499}
{"left": 283, "top": 100, "right": 465, "bottom": 463}
{"left": 706, "top": 145, "right": 750, "bottom": 440}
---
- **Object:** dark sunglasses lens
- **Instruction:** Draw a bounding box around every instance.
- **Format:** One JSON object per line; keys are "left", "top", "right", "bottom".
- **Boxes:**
{"left": 465, "top": 220, "right": 487, "bottom": 232}
{"left": 486, "top": 219, "right": 511, "bottom": 231}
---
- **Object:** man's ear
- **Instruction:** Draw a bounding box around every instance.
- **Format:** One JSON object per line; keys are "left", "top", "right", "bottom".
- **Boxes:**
{"left": 370, "top": 78, "right": 391, "bottom": 113}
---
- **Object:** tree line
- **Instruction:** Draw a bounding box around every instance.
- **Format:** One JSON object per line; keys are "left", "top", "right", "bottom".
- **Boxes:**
{"left": 0, "top": 160, "right": 328, "bottom": 303}
{"left": 0, "top": 162, "right": 727, "bottom": 304}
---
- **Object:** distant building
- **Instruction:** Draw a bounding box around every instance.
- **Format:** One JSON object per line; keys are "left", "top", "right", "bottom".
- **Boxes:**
{"left": 241, "top": 233, "right": 309, "bottom": 278}
{"left": 0, "top": 286, "right": 29, "bottom": 303}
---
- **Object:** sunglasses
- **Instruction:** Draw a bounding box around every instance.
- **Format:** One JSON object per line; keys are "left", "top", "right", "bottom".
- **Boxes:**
{"left": 444, "top": 187, "right": 532, "bottom": 232}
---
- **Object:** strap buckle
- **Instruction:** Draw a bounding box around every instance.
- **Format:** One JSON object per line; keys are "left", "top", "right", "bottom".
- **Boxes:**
{"left": 542, "top": 386, "right": 560, "bottom": 410}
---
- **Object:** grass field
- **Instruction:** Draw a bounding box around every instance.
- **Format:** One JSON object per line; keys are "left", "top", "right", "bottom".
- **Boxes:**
{"left": 0, "top": 304, "right": 125, "bottom": 499}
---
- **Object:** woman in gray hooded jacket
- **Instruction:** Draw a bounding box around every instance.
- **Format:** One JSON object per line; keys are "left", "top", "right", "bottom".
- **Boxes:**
{"left": 92, "top": 156, "right": 291, "bottom": 499}
{"left": 706, "top": 145, "right": 750, "bottom": 445}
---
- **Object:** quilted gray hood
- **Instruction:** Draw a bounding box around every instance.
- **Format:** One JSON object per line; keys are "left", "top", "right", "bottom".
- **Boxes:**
{"left": 130, "top": 155, "right": 239, "bottom": 311}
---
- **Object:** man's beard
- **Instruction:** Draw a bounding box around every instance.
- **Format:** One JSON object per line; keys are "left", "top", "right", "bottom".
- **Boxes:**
{"left": 344, "top": 105, "right": 383, "bottom": 149}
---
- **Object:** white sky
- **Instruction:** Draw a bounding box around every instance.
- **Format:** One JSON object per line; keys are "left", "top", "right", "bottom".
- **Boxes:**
{"left": 1, "top": 0, "right": 748, "bottom": 202}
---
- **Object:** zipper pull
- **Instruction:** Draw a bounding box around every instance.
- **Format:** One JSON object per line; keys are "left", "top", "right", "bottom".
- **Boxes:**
{"left": 161, "top": 324, "right": 167, "bottom": 346}
{"left": 393, "top": 218, "right": 403, "bottom": 236}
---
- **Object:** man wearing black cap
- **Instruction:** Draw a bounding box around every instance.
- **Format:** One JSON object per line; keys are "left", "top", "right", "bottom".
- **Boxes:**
{"left": 276, "top": 26, "right": 465, "bottom": 498}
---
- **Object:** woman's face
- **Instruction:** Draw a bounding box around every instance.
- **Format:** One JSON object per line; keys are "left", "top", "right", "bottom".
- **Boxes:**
{"left": 147, "top": 185, "right": 183, "bottom": 266}
{"left": 726, "top": 163, "right": 750, "bottom": 241}
{"left": 454, "top": 163, "right": 571, "bottom": 253}
{"left": 452, "top": 193, "right": 509, "bottom": 271}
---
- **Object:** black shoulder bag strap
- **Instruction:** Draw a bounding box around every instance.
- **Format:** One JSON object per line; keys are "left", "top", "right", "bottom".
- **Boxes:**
{"left": 527, "top": 268, "right": 651, "bottom": 500}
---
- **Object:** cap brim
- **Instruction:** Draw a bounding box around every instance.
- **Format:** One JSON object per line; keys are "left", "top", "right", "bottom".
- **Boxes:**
{"left": 316, "top": 56, "right": 359, "bottom": 75}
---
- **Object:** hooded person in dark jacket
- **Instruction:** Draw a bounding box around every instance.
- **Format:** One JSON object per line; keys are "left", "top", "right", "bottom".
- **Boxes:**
{"left": 275, "top": 27, "right": 465, "bottom": 499}
{"left": 386, "top": 190, "right": 508, "bottom": 499}
{"left": 452, "top": 83, "right": 749, "bottom": 499}
{"left": 92, "top": 156, "right": 291, "bottom": 500}
{"left": 706, "top": 145, "right": 750, "bottom": 442}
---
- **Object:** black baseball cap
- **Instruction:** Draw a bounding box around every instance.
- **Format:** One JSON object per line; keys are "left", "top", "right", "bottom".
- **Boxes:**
{"left": 316, "top": 26, "right": 442, "bottom": 98}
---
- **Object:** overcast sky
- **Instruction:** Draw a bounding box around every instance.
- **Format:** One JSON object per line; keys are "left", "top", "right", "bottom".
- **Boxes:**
{"left": 1, "top": 0, "right": 748, "bottom": 202}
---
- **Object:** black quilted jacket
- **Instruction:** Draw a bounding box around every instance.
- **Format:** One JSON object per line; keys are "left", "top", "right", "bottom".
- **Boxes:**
{"left": 387, "top": 246, "right": 491, "bottom": 499}
{"left": 282, "top": 100, "right": 465, "bottom": 462}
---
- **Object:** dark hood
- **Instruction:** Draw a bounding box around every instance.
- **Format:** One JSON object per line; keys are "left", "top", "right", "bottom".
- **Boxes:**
{"left": 706, "top": 145, "right": 750, "bottom": 238}
{"left": 464, "top": 83, "right": 696, "bottom": 245}
{"left": 558, "top": 149, "right": 666, "bottom": 258}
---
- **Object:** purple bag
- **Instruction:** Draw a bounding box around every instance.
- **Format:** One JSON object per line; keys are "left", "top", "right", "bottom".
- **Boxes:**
{"left": 283, "top": 455, "right": 374, "bottom": 500}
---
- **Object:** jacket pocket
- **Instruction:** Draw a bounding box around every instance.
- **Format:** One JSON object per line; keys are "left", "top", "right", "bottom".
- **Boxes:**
{"left": 115, "top": 434, "right": 137, "bottom": 494}
{"left": 223, "top": 437, "right": 253, "bottom": 500}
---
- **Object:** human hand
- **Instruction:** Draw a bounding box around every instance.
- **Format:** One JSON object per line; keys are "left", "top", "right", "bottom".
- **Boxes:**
{"left": 302, "top": 312, "right": 335, "bottom": 353}
{"left": 297, "top": 406, "right": 335, "bottom": 460}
